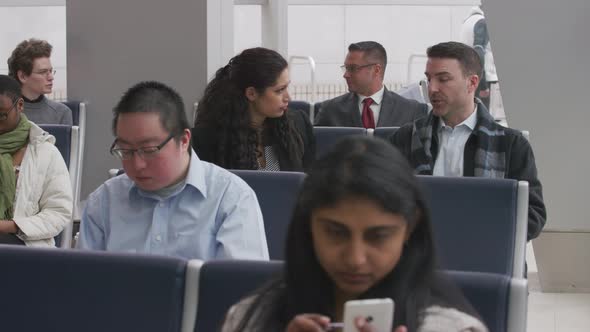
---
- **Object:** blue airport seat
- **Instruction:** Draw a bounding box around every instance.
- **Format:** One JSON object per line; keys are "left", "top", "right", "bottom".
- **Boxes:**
{"left": 191, "top": 260, "right": 527, "bottom": 332}
{"left": 39, "top": 124, "right": 81, "bottom": 248}
{"left": 40, "top": 124, "right": 72, "bottom": 168}
{"left": 230, "top": 170, "right": 305, "bottom": 260}
{"left": 313, "top": 126, "right": 368, "bottom": 158}
{"left": 193, "top": 260, "right": 283, "bottom": 332}
{"left": 373, "top": 126, "right": 400, "bottom": 141}
{"left": 0, "top": 245, "right": 190, "bottom": 332}
{"left": 288, "top": 100, "right": 311, "bottom": 115}
{"left": 443, "top": 270, "right": 527, "bottom": 332}
{"left": 418, "top": 176, "right": 527, "bottom": 277}
{"left": 61, "top": 101, "right": 85, "bottom": 127}
{"left": 61, "top": 101, "right": 86, "bottom": 222}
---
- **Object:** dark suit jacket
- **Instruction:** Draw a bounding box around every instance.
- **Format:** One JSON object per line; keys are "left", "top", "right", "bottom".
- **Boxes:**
{"left": 191, "top": 109, "right": 315, "bottom": 172}
{"left": 314, "top": 87, "right": 427, "bottom": 127}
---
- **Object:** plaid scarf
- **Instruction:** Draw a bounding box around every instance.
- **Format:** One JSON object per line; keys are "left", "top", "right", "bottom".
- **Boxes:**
{"left": 410, "top": 100, "right": 506, "bottom": 178}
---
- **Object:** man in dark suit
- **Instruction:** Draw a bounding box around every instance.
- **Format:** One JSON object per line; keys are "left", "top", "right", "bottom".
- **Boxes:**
{"left": 315, "top": 41, "right": 427, "bottom": 128}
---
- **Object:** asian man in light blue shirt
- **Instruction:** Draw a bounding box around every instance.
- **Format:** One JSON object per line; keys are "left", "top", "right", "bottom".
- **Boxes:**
{"left": 77, "top": 81, "right": 269, "bottom": 260}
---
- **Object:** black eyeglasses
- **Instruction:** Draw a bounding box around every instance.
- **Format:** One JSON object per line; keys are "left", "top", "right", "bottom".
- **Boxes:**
{"left": 0, "top": 98, "right": 20, "bottom": 121}
{"left": 110, "top": 134, "right": 175, "bottom": 160}
{"left": 340, "top": 63, "right": 377, "bottom": 74}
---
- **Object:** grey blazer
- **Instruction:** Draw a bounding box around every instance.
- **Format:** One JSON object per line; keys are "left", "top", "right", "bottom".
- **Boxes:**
{"left": 314, "top": 87, "right": 427, "bottom": 127}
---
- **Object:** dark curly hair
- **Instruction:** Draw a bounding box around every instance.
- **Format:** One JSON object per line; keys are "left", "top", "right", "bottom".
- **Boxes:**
{"left": 7, "top": 39, "right": 52, "bottom": 84}
{"left": 194, "top": 47, "right": 303, "bottom": 170}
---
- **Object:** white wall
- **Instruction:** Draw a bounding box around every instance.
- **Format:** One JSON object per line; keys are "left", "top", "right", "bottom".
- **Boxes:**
{"left": 235, "top": 3, "right": 477, "bottom": 86}
{"left": 0, "top": 6, "right": 67, "bottom": 99}
{"left": 485, "top": 0, "right": 590, "bottom": 231}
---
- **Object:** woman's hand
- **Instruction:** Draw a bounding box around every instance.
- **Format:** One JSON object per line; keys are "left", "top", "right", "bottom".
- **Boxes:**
{"left": 354, "top": 316, "right": 408, "bottom": 332}
{"left": 286, "top": 314, "right": 331, "bottom": 332}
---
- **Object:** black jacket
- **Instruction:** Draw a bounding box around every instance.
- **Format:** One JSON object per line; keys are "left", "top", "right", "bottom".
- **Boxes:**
{"left": 191, "top": 109, "right": 315, "bottom": 172}
{"left": 390, "top": 111, "right": 546, "bottom": 240}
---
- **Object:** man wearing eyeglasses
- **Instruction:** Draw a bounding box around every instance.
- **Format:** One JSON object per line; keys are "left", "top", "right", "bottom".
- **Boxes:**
{"left": 7, "top": 38, "right": 72, "bottom": 125}
{"left": 315, "top": 41, "right": 427, "bottom": 128}
{"left": 0, "top": 75, "right": 73, "bottom": 246}
{"left": 77, "top": 81, "right": 269, "bottom": 260}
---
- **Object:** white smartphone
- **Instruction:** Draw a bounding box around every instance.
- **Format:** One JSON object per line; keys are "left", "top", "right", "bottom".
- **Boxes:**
{"left": 342, "top": 298, "right": 394, "bottom": 332}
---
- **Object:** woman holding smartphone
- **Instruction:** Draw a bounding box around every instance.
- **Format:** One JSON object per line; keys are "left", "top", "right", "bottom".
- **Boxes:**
{"left": 191, "top": 47, "right": 314, "bottom": 172}
{"left": 221, "top": 136, "right": 488, "bottom": 332}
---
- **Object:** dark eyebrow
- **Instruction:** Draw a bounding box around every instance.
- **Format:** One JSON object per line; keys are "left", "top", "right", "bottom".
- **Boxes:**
{"left": 428, "top": 71, "right": 452, "bottom": 78}
{"left": 275, "top": 81, "right": 290, "bottom": 90}
{"left": 316, "top": 217, "right": 348, "bottom": 228}
{"left": 365, "top": 224, "right": 401, "bottom": 232}
{"left": 115, "top": 138, "right": 160, "bottom": 146}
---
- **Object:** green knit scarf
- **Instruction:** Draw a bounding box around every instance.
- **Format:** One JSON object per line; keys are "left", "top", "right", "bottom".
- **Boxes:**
{"left": 0, "top": 114, "right": 31, "bottom": 219}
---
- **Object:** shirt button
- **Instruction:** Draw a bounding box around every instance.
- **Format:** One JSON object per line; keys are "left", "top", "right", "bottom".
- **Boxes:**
{"left": 155, "top": 235, "right": 162, "bottom": 242}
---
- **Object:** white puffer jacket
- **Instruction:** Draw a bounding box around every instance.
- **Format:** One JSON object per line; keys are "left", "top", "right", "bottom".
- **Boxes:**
{"left": 12, "top": 122, "right": 73, "bottom": 247}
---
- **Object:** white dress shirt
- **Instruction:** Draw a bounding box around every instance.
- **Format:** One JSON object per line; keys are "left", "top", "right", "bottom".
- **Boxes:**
{"left": 433, "top": 108, "right": 478, "bottom": 177}
{"left": 357, "top": 86, "right": 385, "bottom": 124}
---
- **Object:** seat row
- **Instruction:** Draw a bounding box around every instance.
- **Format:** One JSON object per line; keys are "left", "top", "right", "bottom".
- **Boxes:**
{"left": 38, "top": 101, "right": 86, "bottom": 248}
{"left": 0, "top": 245, "right": 527, "bottom": 332}
{"left": 232, "top": 170, "right": 528, "bottom": 278}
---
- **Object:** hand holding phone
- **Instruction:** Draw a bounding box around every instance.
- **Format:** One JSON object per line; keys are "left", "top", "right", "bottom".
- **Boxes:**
{"left": 343, "top": 298, "right": 394, "bottom": 332}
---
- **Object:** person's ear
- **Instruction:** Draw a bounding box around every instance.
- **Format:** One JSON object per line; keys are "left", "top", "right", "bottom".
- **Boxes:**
{"left": 16, "top": 98, "right": 24, "bottom": 113}
{"left": 374, "top": 63, "right": 384, "bottom": 77}
{"left": 245, "top": 87, "right": 258, "bottom": 102}
{"left": 467, "top": 74, "right": 480, "bottom": 94}
{"left": 180, "top": 128, "right": 191, "bottom": 150}
{"left": 17, "top": 70, "right": 28, "bottom": 85}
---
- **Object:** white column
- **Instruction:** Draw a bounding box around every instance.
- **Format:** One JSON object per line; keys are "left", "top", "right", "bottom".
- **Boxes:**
{"left": 261, "top": 0, "right": 288, "bottom": 56}
{"left": 207, "top": 0, "right": 235, "bottom": 80}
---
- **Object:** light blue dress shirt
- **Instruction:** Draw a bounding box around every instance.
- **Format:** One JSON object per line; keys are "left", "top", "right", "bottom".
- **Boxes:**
{"left": 77, "top": 151, "right": 269, "bottom": 260}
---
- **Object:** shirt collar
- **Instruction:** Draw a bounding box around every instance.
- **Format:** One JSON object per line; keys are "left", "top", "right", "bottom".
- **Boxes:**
{"left": 358, "top": 85, "right": 385, "bottom": 105}
{"left": 128, "top": 149, "right": 208, "bottom": 201}
{"left": 438, "top": 105, "right": 478, "bottom": 131}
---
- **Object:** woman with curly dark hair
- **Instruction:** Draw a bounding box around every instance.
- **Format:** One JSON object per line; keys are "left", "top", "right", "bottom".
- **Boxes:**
{"left": 191, "top": 47, "right": 314, "bottom": 171}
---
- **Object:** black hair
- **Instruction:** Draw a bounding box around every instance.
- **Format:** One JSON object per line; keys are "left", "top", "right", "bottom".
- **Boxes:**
{"left": 194, "top": 47, "right": 303, "bottom": 169}
{"left": 427, "top": 41, "right": 483, "bottom": 78}
{"left": 348, "top": 41, "right": 388, "bottom": 74}
{"left": 112, "top": 81, "right": 189, "bottom": 146}
{"left": 0, "top": 75, "right": 22, "bottom": 102}
{"left": 231, "top": 136, "right": 479, "bottom": 331}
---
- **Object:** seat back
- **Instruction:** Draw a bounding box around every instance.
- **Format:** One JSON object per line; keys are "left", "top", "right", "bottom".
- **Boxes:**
{"left": 191, "top": 261, "right": 527, "bottom": 332}
{"left": 373, "top": 126, "right": 400, "bottom": 141}
{"left": 61, "top": 101, "right": 83, "bottom": 126}
{"left": 288, "top": 100, "right": 311, "bottom": 115}
{"left": 193, "top": 260, "right": 283, "bottom": 332}
{"left": 444, "top": 270, "right": 527, "bottom": 332}
{"left": 61, "top": 102, "right": 86, "bottom": 224}
{"left": 230, "top": 170, "right": 305, "bottom": 259}
{"left": 418, "top": 176, "right": 523, "bottom": 276}
{"left": 0, "top": 245, "right": 188, "bottom": 332}
{"left": 40, "top": 124, "right": 72, "bottom": 168}
{"left": 313, "top": 126, "right": 367, "bottom": 158}
{"left": 39, "top": 125, "right": 81, "bottom": 248}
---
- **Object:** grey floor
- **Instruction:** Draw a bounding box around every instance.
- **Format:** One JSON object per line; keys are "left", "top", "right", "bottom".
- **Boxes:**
{"left": 527, "top": 243, "right": 590, "bottom": 332}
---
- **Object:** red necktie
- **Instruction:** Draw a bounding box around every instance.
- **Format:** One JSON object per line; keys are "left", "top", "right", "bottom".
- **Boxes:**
{"left": 361, "top": 97, "right": 375, "bottom": 129}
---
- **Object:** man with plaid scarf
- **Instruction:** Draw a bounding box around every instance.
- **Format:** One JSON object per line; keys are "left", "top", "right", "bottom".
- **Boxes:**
{"left": 390, "top": 42, "right": 546, "bottom": 241}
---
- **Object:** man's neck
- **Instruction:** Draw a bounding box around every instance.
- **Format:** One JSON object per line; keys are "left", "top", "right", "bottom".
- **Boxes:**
{"left": 442, "top": 100, "right": 476, "bottom": 128}
{"left": 21, "top": 88, "right": 42, "bottom": 101}
{"left": 358, "top": 83, "right": 383, "bottom": 98}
